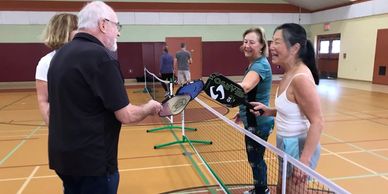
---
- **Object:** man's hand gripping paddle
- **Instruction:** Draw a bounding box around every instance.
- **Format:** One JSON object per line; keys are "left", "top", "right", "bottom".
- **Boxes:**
{"left": 203, "top": 73, "right": 264, "bottom": 115}
{"left": 159, "top": 80, "right": 204, "bottom": 117}
{"left": 159, "top": 95, "right": 191, "bottom": 117}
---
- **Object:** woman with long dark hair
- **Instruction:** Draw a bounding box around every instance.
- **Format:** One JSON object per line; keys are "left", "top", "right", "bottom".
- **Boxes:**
{"left": 250, "top": 23, "right": 324, "bottom": 193}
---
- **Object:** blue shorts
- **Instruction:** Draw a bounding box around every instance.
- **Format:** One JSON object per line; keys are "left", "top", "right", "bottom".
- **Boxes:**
{"left": 276, "top": 134, "right": 321, "bottom": 177}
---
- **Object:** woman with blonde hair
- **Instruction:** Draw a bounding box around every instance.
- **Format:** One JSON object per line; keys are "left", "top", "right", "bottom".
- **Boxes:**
{"left": 35, "top": 13, "right": 78, "bottom": 124}
{"left": 235, "top": 27, "right": 274, "bottom": 194}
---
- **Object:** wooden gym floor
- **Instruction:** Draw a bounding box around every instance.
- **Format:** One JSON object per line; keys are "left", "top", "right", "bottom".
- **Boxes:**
{"left": 0, "top": 78, "right": 388, "bottom": 194}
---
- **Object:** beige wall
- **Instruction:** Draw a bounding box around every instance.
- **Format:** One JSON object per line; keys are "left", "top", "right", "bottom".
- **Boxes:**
{"left": 0, "top": 24, "right": 278, "bottom": 43}
{"left": 310, "top": 14, "right": 388, "bottom": 81}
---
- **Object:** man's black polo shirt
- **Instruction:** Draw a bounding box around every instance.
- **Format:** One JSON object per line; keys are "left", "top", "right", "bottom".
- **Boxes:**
{"left": 48, "top": 33, "right": 129, "bottom": 176}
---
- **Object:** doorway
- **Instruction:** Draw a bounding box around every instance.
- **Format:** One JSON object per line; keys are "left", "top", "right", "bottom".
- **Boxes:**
{"left": 373, "top": 29, "right": 388, "bottom": 85}
{"left": 165, "top": 37, "right": 203, "bottom": 80}
{"left": 317, "top": 33, "right": 340, "bottom": 79}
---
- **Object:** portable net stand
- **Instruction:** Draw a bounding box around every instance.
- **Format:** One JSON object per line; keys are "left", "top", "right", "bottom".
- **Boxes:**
{"left": 152, "top": 108, "right": 212, "bottom": 149}
{"left": 144, "top": 68, "right": 211, "bottom": 149}
{"left": 145, "top": 80, "right": 196, "bottom": 134}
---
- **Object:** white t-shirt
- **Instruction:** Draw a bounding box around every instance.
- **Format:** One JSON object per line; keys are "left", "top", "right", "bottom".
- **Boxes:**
{"left": 35, "top": 50, "right": 56, "bottom": 81}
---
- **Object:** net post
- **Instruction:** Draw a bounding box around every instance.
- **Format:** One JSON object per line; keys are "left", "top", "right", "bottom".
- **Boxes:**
{"left": 143, "top": 67, "right": 147, "bottom": 93}
{"left": 169, "top": 80, "right": 173, "bottom": 96}
{"left": 281, "top": 155, "right": 288, "bottom": 194}
{"left": 169, "top": 82, "right": 173, "bottom": 123}
{"left": 181, "top": 110, "right": 185, "bottom": 137}
{"left": 152, "top": 75, "right": 156, "bottom": 99}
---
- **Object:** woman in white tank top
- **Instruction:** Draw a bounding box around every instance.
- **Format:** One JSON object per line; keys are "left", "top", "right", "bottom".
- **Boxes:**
{"left": 35, "top": 13, "right": 78, "bottom": 125}
{"left": 249, "top": 23, "right": 324, "bottom": 193}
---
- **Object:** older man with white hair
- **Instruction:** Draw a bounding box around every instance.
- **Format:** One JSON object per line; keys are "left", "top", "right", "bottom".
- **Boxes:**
{"left": 47, "top": 1, "right": 162, "bottom": 194}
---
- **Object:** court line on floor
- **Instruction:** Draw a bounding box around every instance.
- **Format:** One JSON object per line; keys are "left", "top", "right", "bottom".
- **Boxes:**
{"left": 0, "top": 121, "right": 45, "bottom": 127}
{"left": 322, "top": 132, "right": 388, "bottom": 180}
{"left": 0, "top": 94, "right": 32, "bottom": 110}
{"left": 330, "top": 172, "right": 388, "bottom": 181}
{"left": 322, "top": 133, "right": 388, "bottom": 161}
{"left": 0, "top": 126, "right": 42, "bottom": 165}
{"left": 0, "top": 163, "right": 197, "bottom": 182}
{"left": 322, "top": 138, "right": 388, "bottom": 145}
{"left": 1, "top": 159, "right": 387, "bottom": 183}
{"left": 3, "top": 146, "right": 383, "bottom": 171}
{"left": 321, "top": 147, "right": 388, "bottom": 158}
{"left": 0, "top": 137, "right": 39, "bottom": 142}
{"left": 16, "top": 166, "right": 39, "bottom": 194}
{"left": 321, "top": 146, "right": 388, "bottom": 181}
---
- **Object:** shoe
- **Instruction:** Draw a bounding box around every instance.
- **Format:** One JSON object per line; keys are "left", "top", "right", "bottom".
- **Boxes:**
{"left": 243, "top": 189, "right": 255, "bottom": 194}
{"left": 243, "top": 188, "right": 270, "bottom": 194}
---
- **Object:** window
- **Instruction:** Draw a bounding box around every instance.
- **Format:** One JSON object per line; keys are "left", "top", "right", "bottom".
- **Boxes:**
{"left": 331, "top": 40, "right": 340, "bottom": 53}
{"left": 317, "top": 34, "right": 340, "bottom": 59}
{"left": 319, "top": 40, "right": 330, "bottom": 54}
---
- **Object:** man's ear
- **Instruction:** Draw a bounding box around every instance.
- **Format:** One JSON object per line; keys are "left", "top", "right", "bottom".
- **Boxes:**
{"left": 98, "top": 19, "right": 107, "bottom": 33}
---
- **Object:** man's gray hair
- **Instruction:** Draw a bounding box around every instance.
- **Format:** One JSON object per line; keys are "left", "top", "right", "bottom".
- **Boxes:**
{"left": 78, "top": 1, "right": 113, "bottom": 30}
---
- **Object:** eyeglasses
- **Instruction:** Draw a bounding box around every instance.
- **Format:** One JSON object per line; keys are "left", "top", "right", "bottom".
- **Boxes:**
{"left": 104, "top": 18, "right": 122, "bottom": 32}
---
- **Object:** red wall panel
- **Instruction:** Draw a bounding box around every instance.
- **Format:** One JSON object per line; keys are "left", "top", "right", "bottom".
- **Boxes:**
{"left": 0, "top": 43, "right": 50, "bottom": 82}
{"left": 117, "top": 43, "right": 143, "bottom": 79}
{"left": 1, "top": 41, "right": 279, "bottom": 82}
{"left": 202, "top": 41, "right": 247, "bottom": 76}
{"left": 203, "top": 41, "right": 282, "bottom": 76}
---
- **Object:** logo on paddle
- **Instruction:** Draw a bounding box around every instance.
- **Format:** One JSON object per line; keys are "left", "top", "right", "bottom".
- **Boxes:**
{"left": 209, "top": 85, "right": 225, "bottom": 100}
{"left": 204, "top": 73, "right": 245, "bottom": 107}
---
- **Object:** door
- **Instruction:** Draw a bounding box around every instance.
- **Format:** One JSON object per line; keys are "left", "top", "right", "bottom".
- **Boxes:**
{"left": 373, "top": 29, "right": 388, "bottom": 85}
{"left": 165, "top": 37, "right": 202, "bottom": 80}
{"left": 317, "top": 34, "right": 340, "bottom": 79}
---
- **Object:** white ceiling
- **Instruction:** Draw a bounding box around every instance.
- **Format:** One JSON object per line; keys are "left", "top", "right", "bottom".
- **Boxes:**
{"left": 283, "top": 0, "right": 360, "bottom": 11}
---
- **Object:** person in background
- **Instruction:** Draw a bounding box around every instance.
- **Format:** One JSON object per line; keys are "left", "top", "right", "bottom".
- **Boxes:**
{"left": 35, "top": 13, "right": 78, "bottom": 125}
{"left": 250, "top": 23, "right": 323, "bottom": 193}
{"left": 234, "top": 27, "right": 274, "bottom": 194}
{"left": 160, "top": 45, "right": 174, "bottom": 95}
{"left": 47, "top": 1, "right": 162, "bottom": 194}
{"left": 175, "top": 42, "right": 192, "bottom": 85}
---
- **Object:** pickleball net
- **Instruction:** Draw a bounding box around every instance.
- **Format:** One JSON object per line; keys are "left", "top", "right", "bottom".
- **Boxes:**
{"left": 168, "top": 95, "right": 350, "bottom": 194}
{"left": 144, "top": 68, "right": 172, "bottom": 102}
{"left": 142, "top": 70, "right": 349, "bottom": 193}
{"left": 143, "top": 68, "right": 213, "bottom": 149}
